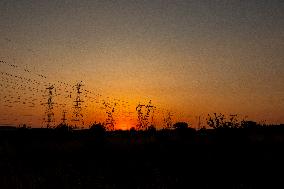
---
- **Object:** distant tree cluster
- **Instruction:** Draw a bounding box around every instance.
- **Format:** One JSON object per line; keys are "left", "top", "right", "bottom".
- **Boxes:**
{"left": 206, "top": 113, "right": 243, "bottom": 129}
{"left": 206, "top": 113, "right": 261, "bottom": 129}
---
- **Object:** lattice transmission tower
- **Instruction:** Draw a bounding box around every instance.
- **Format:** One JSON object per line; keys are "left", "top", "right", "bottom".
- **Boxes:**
{"left": 71, "top": 81, "right": 84, "bottom": 128}
{"left": 102, "top": 101, "right": 117, "bottom": 131}
{"left": 43, "top": 85, "right": 56, "bottom": 128}
{"left": 163, "top": 111, "right": 173, "bottom": 129}
{"left": 136, "top": 100, "right": 156, "bottom": 130}
{"left": 61, "top": 110, "right": 67, "bottom": 125}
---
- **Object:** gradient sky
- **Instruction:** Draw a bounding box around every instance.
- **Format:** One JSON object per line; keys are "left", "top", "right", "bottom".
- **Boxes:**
{"left": 0, "top": 0, "right": 283, "bottom": 128}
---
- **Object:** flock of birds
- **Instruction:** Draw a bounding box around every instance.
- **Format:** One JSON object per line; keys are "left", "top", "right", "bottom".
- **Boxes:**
{"left": 0, "top": 59, "right": 174, "bottom": 129}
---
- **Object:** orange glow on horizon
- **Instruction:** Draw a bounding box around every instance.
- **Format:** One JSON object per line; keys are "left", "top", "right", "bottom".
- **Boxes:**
{"left": 115, "top": 120, "right": 133, "bottom": 130}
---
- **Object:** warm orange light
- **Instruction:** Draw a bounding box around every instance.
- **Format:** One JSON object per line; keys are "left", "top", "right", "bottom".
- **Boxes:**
{"left": 116, "top": 122, "right": 131, "bottom": 130}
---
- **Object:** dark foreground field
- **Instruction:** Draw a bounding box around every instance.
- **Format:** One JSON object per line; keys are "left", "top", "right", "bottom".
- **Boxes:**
{"left": 0, "top": 126, "right": 284, "bottom": 189}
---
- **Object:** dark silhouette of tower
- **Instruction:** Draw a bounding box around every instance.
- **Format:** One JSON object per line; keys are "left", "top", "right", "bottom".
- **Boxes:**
{"left": 102, "top": 101, "right": 117, "bottom": 131}
{"left": 164, "top": 111, "right": 173, "bottom": 129}
{"left": 61, "top": 110, "right": 67, "bottom": 124}
{"left": 43, "top": 85, "right": 55, "bottom": 128}
{"left": 71, "top": 81, "right": 84, "bottom": 128}
{"left": 136, "top": 100, "right": 156, "bottom": 130}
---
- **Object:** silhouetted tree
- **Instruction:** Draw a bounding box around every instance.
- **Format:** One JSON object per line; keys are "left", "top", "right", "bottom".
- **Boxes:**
{"left": 18, "top": 124, "right": 30, "bottom": 130}
{"left": 223, "top": 114, "right": 240, "bottom": 128}
{"left": 90, "top": 123, "right": 106, "bottom": 136}
{"left": 146, "top": 125, "right": 156, "bottom": 136}
{"left": 207, "top": 113, "right": 241, "bottom": 129}
{"left": 173, "top": 122, "right": 189, "bottom": 130}
{"left": 173, "top": 122, "right": 195, "bottom": 138}
{"left": 241, "top": 120, "right": 258, "bottom": 129}
{"left": 55, "top": 123, "right": 72, "bottom": 132}
{"left": 130, "top": 127, "right": 136, "bottom": 132}
{"left": 129, "top": 126, "right": 137, "bottom": 137}
{"left": 207, "top": 113, "right": 225, "bottom": 129}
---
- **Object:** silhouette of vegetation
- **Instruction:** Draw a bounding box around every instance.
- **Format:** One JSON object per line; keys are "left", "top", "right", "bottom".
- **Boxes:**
{"left": 145, "top": 125, "right": 157, "bottom": 136}
{"left": 173, "top": 122, "right": 195, "bottom": 139}
{"left": 17, "top": 123, "right": 31, "bottom": 129}
{"left": 55, "top": 123, "right": 72, "bottom": 132}
{"left": 206, "top": 113, "right": 243, "bottom": 129}
{"left": 241, "top": 120, "right": 261, "bottom": 128}
{"left": 173, "top": 122, "right": 189, "bottom": 130}
{"left": 90, "top": 122, "right": 106, "bottom": 135}
{"left": 0, "top": 119, "right": 283, "bottom": 188}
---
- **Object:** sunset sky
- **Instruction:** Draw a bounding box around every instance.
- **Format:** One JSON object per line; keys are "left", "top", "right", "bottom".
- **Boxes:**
{"left": 0, "top": 0, "right": 283, "bottom": 128}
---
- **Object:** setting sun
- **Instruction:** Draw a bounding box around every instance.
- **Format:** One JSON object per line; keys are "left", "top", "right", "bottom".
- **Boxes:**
{"left": 0, "top": 1, "right": 283, "bottom": 188}
{"left": 116, "top": 122, "right": 131, "bottom": 131}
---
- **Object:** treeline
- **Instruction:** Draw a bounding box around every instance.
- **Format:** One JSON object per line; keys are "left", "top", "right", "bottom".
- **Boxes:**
{"left": 1, "top": 114, "right": 283, "bottom": 145}
{"left": 0, "top": 114, "right": 283, "bottom": 188}
{"left": 4, "top": 112, "right": 282, "bottom": 131}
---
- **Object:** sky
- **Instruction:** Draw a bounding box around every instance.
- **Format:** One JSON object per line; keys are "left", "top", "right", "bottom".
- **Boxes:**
{"left": 0, "top": 0, "right": 283, "bottom": 128}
